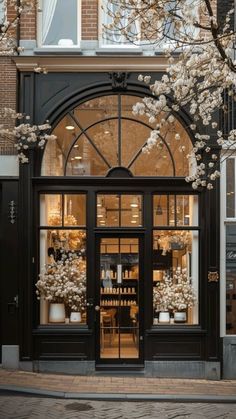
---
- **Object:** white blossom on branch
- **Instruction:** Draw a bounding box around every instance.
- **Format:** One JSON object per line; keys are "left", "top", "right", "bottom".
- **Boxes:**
{"left": 104, "top": 0, "right": 236, "bottom": 189}
{"left": 0, "top": 108, "right": 56, "bottom": 163}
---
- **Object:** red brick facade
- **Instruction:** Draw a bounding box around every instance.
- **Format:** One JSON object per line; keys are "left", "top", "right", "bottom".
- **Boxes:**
{"left": 81, "top": 0, "right": 98, "bottom": 40}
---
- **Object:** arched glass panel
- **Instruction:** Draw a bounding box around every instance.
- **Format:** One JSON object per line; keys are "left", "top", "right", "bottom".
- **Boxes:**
{"left": 66, "top": 134, "right": 109, "bottom": 176}
{"left": 41, "top": 94, "right": 194, "bottom": 177}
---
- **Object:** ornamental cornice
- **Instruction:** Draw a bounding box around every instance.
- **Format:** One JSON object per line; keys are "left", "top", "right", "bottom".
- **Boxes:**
{"left": 12, "top": 55, "right": 168, "bottom": 72}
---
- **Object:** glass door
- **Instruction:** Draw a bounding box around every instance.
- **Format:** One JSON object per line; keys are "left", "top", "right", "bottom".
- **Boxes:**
{"left": 96, "top": 236, "right": 143, "bottom": 364}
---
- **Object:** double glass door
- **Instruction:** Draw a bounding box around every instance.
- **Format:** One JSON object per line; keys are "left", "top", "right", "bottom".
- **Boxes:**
{"left": 96, "top": 236, "right": 143, "bottom": 363}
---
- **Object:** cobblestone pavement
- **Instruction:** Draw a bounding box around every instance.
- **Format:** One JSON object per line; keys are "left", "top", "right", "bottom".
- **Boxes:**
{"left": 0, "top": 394, "right": 236, "bottom": 419}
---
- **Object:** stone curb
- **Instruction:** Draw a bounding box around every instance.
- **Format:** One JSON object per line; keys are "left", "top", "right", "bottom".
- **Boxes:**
{"left": 0, "top": 385, "right": 236, "bottom": 403}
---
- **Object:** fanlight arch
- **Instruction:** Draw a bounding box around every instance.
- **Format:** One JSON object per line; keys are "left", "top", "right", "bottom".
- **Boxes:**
{"left": 41, "top": 94, "right": 194, "bottom": 177}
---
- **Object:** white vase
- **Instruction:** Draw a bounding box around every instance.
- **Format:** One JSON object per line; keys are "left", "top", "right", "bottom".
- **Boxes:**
{"left": 174, "top": 311, "right": 187, "bottom": 323}
{"left": 70, "top": 312, "right": 82, "bottom": 323}
{"left": 159, "top": 311, "right": 170, "bottom": 323}
{"left": 49, "top": 303, "right": 65, "bottom": 323}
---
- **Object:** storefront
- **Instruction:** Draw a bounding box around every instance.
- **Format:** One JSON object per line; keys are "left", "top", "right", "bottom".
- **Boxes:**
{"left": 12, "top": 67, "right": 220, "bottom": 377}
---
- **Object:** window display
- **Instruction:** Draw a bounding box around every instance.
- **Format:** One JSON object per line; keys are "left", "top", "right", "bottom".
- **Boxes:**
{"left": 38, "top": 194, "right": 86, "bottom": 325}
{"left": 153, "top": 193, "right": 199, "bottom": 325}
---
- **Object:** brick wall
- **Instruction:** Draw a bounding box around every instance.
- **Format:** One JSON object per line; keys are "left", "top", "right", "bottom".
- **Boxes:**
{"left": 0, "top": 57, "right": 17, "bottom": 149}
{"left": 20, "top": 6, "right": 36, "bottom": 40}
{"left": 81, "top": 0, "right": 98, "bottom": 40}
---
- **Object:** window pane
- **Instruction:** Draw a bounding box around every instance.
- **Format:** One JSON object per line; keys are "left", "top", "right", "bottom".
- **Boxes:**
{"left": 153, "top": 230, "right": 199, "bottom": 325}
{"left": 66, "top": 134, "right": 109, "bottom": 176}
{"left": 40, "top": 194, "right": 62, "bottom": 226}
{"left": 97, "top": 194, "right": 119, "bottom": 227}
{"left": 102, "top": 0, "right": 140, "bottom": 46}
{"left": 42, "top": 0, "right": 77, "bottom": 46}
{"left": 64, "top": 194, "right": 86, "bottom": 226}
{"left": 37, "top": 229, "right": 86, "bottom": 325}
{"left": 96, "top": 194, "right": 143, "bottom": 227}
{"left": 226, "top": 225, "right": 236, "bottom": 334}
{"left": 120, "top": 195, "right": 142, "bottom": 227}
{"left": 153, "top": 195, "right": 198, "bottom": 227}
{"left": 40, "top": 194, "right": 86, "bottom": 227}
{"left": 226, "top": 159, "right": 235, "bottom": 218}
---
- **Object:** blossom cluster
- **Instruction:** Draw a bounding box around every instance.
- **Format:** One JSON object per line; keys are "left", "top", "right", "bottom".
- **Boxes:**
{"left": 153, "top": 267, "right": 196, "bottom": 312}
{"left": 105, "top": 1, "right": 236, "bottom": 190}
{"left": 36, "top": 252, "right": 87, "bottom": 312}
{"left": 0, "top": 0, "right": 35, "bottom": 55}
{"left": 0, "top": 108, "right": 56, "bottom": 163}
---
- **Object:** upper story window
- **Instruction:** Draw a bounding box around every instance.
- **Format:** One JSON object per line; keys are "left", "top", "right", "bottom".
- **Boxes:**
{"left": 0, "top": 1, "right": 5, "bottom": 26}
{"left": 41, "top": 94, "right": 194, "bottom": 177}
{"left": 38, "top": 0, "right": 81, "bottom": 47}
{"left": 100, "top": 1, "right": 199, "bottom": 49}
{"left": 100, "top": 0, "right": 140, "bottom": 47}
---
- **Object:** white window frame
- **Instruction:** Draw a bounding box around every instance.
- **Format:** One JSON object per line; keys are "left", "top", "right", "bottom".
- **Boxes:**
{"left": 220, "top": 154, "right": 236, "bottom": 337}
{"left": 99, "top": 0, "right": 140, "bottom": 49}
{"left": 0, "top": 0, "right": 6, "bottom": 26}
{"left": 37, "top": 0, "right": 81, "bottom": 48}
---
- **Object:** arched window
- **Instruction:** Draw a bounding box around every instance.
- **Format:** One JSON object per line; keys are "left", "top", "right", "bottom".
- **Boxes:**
{"left": 41, "top": 94, "right": 194, "bottom": 177}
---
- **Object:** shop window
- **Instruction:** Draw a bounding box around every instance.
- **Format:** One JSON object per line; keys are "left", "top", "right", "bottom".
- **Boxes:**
{"left": 37, "top": 194, "right": 87, "bottom": 325}
{"left": 152, "top": 194, "right": 199, "bottom": 326}
{"left": 153, "top": 229, "right": 199, "bottom": 326}
{"left": 41, "top": 94, "right": 194, "bottom": 177}
{"left": 153, "top": 195, "right": 199, "bottom": 227}
{"left": 226, "top": 158, "right": 235, "bottom": 218}
{"left": 38, "top": 0, "right": 81, "bottom": 47}
{"left": 226, "top": 225, "right": 236, "bottom": 334}
{"left": 100, "top": 0, "right": 141, "bottom": 47}
{"left": 96, "top": 194, "right": 142, "bottom": 227}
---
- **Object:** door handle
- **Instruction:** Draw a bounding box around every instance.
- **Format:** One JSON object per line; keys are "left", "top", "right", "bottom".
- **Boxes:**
{"left": 95, "top": 305, "right": 100, "bottom": 311}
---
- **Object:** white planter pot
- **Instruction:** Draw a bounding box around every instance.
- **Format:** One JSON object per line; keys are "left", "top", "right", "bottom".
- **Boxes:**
{"left": 174, "top": 311, "right": 187, "bottom": 323}
{"left": 49, "top": 303, "right": 65, "bottom": 323}
{"left": 70, "top": 312, "right": 82, "bottom": 323}
{"left": 159, "top": 311, "right": 170, "bottom": 323}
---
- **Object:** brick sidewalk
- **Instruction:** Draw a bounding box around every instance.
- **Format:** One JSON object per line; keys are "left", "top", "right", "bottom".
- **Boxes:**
{"left": 0, "top": 368, "right": 235, "bottom": 398}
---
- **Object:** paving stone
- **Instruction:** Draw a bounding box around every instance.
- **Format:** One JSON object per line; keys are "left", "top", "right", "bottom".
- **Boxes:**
{"left": 0, "top": 397, "right": 236, "bottom": 419}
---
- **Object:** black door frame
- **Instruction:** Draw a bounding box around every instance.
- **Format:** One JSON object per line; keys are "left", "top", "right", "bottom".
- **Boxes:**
{"left": 95, "top": 231, "right": 145, "bottom": 366}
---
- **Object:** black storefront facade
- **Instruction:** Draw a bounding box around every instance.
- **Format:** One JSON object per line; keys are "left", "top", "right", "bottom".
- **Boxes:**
{"left": 0, "top": 60, "right": 221, "bottom": 378}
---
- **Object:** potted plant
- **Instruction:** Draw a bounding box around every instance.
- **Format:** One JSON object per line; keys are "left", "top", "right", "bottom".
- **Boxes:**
{"left": 36, "top": 252, "right": 86, "bottom": 323}
{"left": 171, "top": 267, "right": 196, "bottom": 322}
{"left": 153, "top": 268, "right": 196, "bottom": 323}
{"left": 153, "top": 272, "right": 175, "bottom": 323}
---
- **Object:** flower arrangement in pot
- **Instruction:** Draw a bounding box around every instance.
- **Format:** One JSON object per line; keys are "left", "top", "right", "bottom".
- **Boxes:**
{"left": 36, "top": 251, "right": 86, "bottom": 323}
{"left": 171, "top": 267, "right": 196, "bottom": 322}
{"left": 153, "top": 267, "right": 196, "bottom": 323}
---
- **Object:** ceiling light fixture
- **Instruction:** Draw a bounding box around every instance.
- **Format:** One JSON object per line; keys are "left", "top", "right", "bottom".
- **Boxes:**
{"left": 65, "top": 125, "right": 75, "bottom": 130}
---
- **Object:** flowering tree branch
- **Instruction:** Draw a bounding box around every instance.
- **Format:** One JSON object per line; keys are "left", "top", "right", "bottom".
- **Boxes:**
{"left": 0, "top": 108, "right": 56, "bottom": 163}
{"left": 0, "top": 0, "right": 35, "bottom": 55}
{"left": 104, "top": 0, "right": 236, "bottom": 189}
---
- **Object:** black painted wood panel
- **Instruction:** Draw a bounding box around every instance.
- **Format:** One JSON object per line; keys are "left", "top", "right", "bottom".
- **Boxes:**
{"left": 0, "top": 180, "right": 19, "bottom": 349}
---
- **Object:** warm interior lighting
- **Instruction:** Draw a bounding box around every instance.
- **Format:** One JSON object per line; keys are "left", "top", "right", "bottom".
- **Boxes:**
{"left": 65, "top": 125, "right": 75, "bottom": 130}
{"left": 74, "top": 144, "right": 79, "bottom": 148}
{"left": 75, "top": 156, "right": 82, "bottom": 160}
{"left": 156, "top": 204, "right": 163, "bottom": 215}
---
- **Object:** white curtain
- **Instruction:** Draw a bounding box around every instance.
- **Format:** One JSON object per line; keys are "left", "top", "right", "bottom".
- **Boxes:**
{"left": 42, "top": 0, "right": 58, "bottom": 44}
